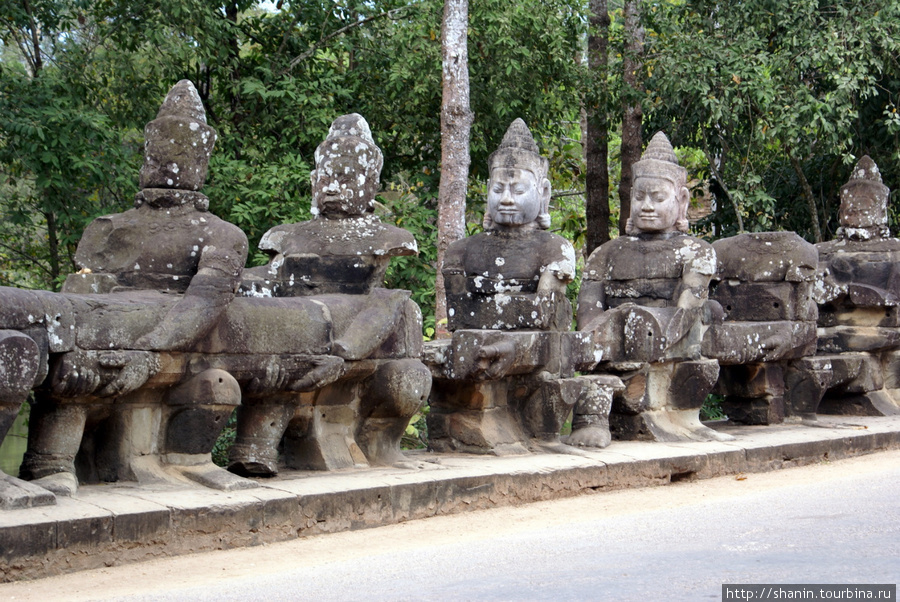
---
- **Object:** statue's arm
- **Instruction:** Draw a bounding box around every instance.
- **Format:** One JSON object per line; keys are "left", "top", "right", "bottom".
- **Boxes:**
{"left": 537, "top": 239, "right": 576, "bottom": 296}
{"left": 442, "top": 240, "right": 467, "bottom": 296}
{"left": 136, "top": 233, "right": 248, "bottom": 351}
{"left": 675, "top": 242, "right": 716, "bottom": 311}
{"left": 576, "top": 279, "right": 607, "bottom": 331}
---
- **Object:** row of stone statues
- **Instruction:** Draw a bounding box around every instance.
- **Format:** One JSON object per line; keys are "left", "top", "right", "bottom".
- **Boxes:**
{"left": 0, "top": 80, "right": 897, "bottom": 510}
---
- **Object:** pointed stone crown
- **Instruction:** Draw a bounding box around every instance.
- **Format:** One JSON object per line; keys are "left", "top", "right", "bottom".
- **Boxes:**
{"left": 841, "top": 155, "right": 889, "bottom": 210}
{"left": 314, "top": 113, "right": 383, "bottom": 176}
{"left": 488, "top": 118, "right": 549, "bottom": 180}
{"left": 156, "top": 79, "right": 208, "bottom": 123}
{"left": 632, "top": 131, "right": 687, "bottom": 186}
{"left": 838, "top": 155, "right": 890, "bottom": 237}
{"left": 140, "top": 80, "right": 216, "bottom": 192}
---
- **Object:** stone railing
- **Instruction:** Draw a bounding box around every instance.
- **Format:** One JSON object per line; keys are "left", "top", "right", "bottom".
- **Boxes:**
{"left": 0, "top": 84, "right": 897, "bottom": 512}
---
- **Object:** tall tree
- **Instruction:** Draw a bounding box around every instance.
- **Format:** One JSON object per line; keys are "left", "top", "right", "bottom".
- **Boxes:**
{"left": 618, "top": 0, "right": 643, "bottom": 235}
{"left": 584, "top": 0, "right": 611, "bottom": 254}
{"left": 435, "top": 0, "right": 473, "bottom": 337}
{"left": 643, "top": 0, "right": 900, "bottom": 241}
{"left": 0, "top": 0, "right": 138, "bottom": 289}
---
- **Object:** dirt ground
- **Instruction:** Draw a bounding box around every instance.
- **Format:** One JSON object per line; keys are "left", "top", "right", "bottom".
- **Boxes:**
{"left": 3, "top": 449, "right": 899, "bottom": 601}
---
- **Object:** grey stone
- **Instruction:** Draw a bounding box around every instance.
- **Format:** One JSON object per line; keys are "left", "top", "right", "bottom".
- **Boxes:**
{"left": 229, "top": 114, "right": 429, "bottom": 476}
{"left": 578, "top": 132, "right": 724, "bottom": 443}
{"left": 704, "top": 232, "right": 819, "bottom": 424}
{"left": 426, "top": 120, "right": 605, "bottom": 453}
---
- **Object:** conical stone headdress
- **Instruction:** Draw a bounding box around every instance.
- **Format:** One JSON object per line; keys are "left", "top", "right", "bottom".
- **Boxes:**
{"left": 632, "top": 131, "right": 686, "bottom": 187}
{"left": 488, "top": 118, "right": 549, "bottom": 180}
{"left": 838, "top": 155, "right": 890, "bottom": 239}
{"left": 314, "top": 113, "right": 384, "bottom": 178}
{"left": 140, "top": 80, "right": 216, "bottom": 192}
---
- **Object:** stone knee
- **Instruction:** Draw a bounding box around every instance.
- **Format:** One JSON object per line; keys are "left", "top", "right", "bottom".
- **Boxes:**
{"left": 228, "top": 398, "right": 297, "bottom": 477}
{"left": 357, "top": 359, "right": 431, "bottom": 464}
{"left": 20, "top": 395, "right": 88, "bottom": 481}
{"left": 568, "top": 375, "right": 623, "bottom": 448}
{"left": 0, "top": 331, "right": 41, "bottom": 446}
{"left": 518, "top": 376, "right": 582, "bottom": 441}
{"left": 784, "top": 357, "right": 834, "bottom": 420}
{"left": 164, "top": 369, "right": 241, "bottom": 455}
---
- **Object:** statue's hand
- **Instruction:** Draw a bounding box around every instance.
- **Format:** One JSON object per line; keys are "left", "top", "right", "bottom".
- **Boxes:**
{"left": 535, "top": 292, "right": 555, "bottom": 328}
{"left": 51, "top": 351, "right": 102, "bottom": 397}
{"left": 247, "top": 356, "right": 345, "bottom": 394}
{"left": 95, "top": 351, "right": 159, "bottom": 397}
{"left": 288, "top": 356, "right": 344, "bottom": 392}
{"left": 475, "top": 339, "right": 517, "bottom": 380}
{"left": 246, "top": 362, "right": 291, "bottom": 395}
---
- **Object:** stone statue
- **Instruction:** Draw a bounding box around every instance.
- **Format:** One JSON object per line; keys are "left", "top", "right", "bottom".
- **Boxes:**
{"left": 425, "top": 119, "right": 616, "bottom": 454}
{"left": 810, "top": 156, "right": 900, "bottom": 416}
{"left": 703, "top": 231, "right": 822, "bottom": 424}
{"left": 229, "top": 114, "right": 430, "bottom": 475}
{"left": 14, "top": 80, "right": 256, "bottom": 496}
{"left": 0, "top": 330, "right": 51, "bottom": 508}
{"left": 576, "top": 132, "right": 727, "bottom": 443}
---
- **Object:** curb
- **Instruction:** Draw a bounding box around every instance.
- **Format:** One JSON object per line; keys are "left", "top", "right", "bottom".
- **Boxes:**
{"left": 2, "top": 415, "right": 899, "bottom": 582}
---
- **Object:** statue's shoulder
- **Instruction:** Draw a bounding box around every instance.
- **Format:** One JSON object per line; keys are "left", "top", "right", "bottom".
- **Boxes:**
{"left": 258, "top": 222, "right": 310, "bottom": 253}
{"left": 584, "top": 237, "right": 634, "bottom": 275}
{"left": 201, "top": 212, "right": 249, "bottom": 255}
{"left": 365, "top": 220, "right": 418, "bottom": 255}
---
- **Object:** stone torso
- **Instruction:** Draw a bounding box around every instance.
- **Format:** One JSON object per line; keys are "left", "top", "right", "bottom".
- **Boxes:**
{"left": 583, "top": 233, "right": 715, "bottom": 309}
{"left": 66, "top": 193, "right": 247, "bottom": 295}
{"left": 244, "top": 215, "right": 417, "bottom": 296}
{"left": 444, "top": 229, "right": 575, "bottom": 330}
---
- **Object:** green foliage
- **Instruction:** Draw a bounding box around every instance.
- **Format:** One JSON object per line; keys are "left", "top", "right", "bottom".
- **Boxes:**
{"left": 644, "top": 0, "right": 900, "bottom": 242}
{"left": 380, "top": 190, "right": 438, "bottom": 332}
{"left": 700, "top": 394, "right": 727, "bottom": 422}
{"left": 211, "top": 409, "right": 238, "bottom": 468}
{"left": 401, "top": 405, "right": 429, "bottom": 450}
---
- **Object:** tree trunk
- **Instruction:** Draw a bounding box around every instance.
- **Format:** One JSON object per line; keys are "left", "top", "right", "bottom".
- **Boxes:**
{"left": 618, "top": 0, "right": 644, "bottom": 236}
{"left": 225, "top": 1, "right": 243, "bottom": 159}
{"left": 789, "top": 152, "right": 822, "bottom": 243}
{"left": 435, "top": 0, "right": 473, "bottom": 339}
{"left": 584, "top": 0, "right": 611, "bottom": 256}
{"left": 43, "top": 211, "right": 61, "bottom": 290}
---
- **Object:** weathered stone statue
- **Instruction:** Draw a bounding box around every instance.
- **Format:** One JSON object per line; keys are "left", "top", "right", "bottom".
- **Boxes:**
{"left": 703, "top": 231, "right": 823, "bottom": 424}
{"left": 229, "top": 114, "right": 430, "bottom": 475}
{"left": 425, "top": 119, "right": 615, "bottom": 454}
{"left": 811, "top": 156, "right": 900, "bottom": 416}
{"left": 15, "top": 80, "right": 256, "bottom": 496}
{"left": 576, "top": 132, "right": 727, "bottom": 442}
{"left": 0, "top": 330, "right": 51, "bottom": 508}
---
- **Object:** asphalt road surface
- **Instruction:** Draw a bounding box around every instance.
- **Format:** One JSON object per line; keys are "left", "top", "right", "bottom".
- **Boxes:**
{"left": 4, "top": 450, "right": 899, "bottom": 602}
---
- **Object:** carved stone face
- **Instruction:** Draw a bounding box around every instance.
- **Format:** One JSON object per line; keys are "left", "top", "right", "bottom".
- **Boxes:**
{"left": 311, "top": 146, "right": 378, "bottom": 218}
{"left": 839, "top": 184, "right": 887, "bottom": 230}
{"left": 630, "top": 176, "right": 687, "bottom": 234}
{"left": 487, "top": 168, "right": 545, "bottom": 227}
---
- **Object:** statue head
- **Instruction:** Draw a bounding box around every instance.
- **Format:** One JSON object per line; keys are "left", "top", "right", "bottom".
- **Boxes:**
{"left": 484, "top": 119, "right": 551, "bottom": 231}
{"left": 837, "top": 155, "right": 890, "bottom": 240}
{"left": 311, "top": 113, "right": 383, "bottom": 218}
{"left": 627, "top": 131, "right": 690, "bottom": 235}
{"left": 139, "top": 80, "right": 216, "bottom": 192}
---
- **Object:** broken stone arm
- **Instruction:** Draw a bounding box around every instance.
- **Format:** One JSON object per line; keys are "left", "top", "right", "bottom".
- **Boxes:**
{"left": 674, "top": 267, "right": 712, "bottom": 312}
{"left": 135, "top": 245, "right": 245, "bottom": 351}
{"left": 575, "top": 279, "right": 608, "bottom": 332}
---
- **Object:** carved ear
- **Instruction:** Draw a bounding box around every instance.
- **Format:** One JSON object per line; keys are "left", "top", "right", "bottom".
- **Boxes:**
{"left": 540, "top": 177, "right": 551, "bottom": 209}
{"left": 676, "top": 186, "right": 690, "bottom": 232}
{"left": 309, "top": 171, "right": 319, "bottom": 213}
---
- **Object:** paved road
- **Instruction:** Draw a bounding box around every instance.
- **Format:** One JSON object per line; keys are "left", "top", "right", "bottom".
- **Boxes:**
{"left": 5, "top": 450, "right": 899, "bottom": 602}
